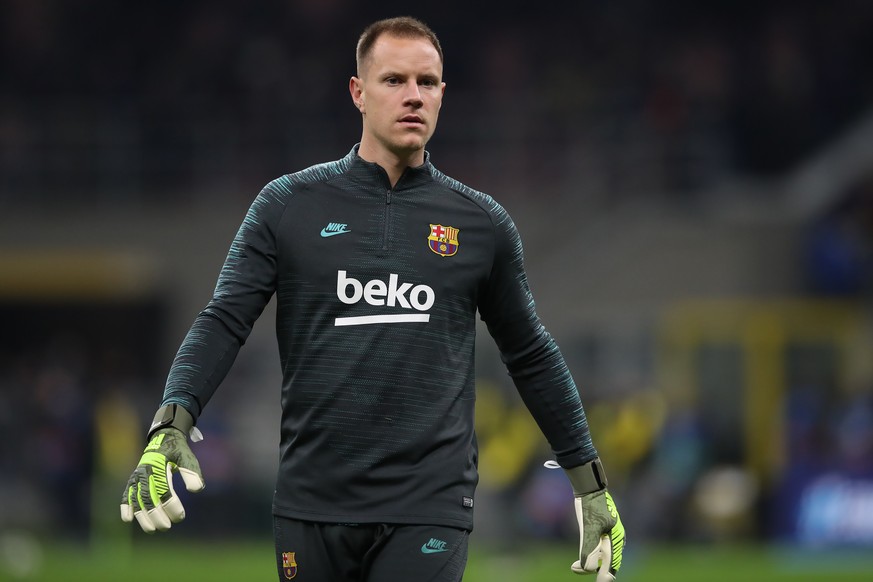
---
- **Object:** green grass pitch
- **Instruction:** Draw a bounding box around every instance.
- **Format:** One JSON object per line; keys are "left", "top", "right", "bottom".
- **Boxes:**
{"left": 3, "top": 539, "right": 873, "bottom": 581}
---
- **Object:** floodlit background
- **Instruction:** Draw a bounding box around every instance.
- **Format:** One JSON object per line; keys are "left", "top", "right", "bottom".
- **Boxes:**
{"left": 2, "top": 0, "right": 873, "bottom": 580}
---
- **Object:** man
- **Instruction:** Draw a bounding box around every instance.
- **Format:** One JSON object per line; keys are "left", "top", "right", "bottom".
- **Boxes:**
{"left": 121, "top": 16, "right": 625, "bottom": 582}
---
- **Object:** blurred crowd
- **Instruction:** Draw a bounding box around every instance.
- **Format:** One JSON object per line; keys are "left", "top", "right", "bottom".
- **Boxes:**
{"left": 3, "top": 0, "right": 873, "bottom": 555}
{"left": 0, "top": 302, "right": 164, "bottom": 539}
{"left": 2, "top": 1, "right": 872, "bottom": 207}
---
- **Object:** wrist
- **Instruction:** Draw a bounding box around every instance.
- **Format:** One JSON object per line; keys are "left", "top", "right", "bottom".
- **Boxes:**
{"left": 565, "top": 457, "right": 608, "bottom": 495}
{"left": 148, "top": 404, "right": 195, "bottom": 440}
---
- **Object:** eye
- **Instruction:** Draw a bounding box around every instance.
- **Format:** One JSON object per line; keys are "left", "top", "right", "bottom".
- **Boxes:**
{"left": 420, "top": 78, "right": 438, "bottom": 88}
{"left": 385, "top": 76, "right": 401, "bottom": 86}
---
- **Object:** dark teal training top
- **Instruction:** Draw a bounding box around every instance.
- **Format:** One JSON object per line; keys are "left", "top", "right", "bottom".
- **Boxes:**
{"left": 162, "top": 145, "right": 596, "bottom": 530}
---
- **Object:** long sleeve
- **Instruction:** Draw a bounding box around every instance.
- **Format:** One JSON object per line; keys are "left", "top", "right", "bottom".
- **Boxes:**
{"left": 161, "top": 181, "right": 288, "bottom": 418}
{"left": 478, "top": 202, "right": 596, "bottom": 469}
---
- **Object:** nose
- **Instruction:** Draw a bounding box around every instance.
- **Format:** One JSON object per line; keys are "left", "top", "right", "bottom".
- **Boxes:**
{"left": 403, "top": 81, "right": 423, "bottom": 106}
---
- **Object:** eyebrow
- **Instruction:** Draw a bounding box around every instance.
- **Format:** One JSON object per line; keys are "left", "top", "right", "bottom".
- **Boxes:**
{"left": 379, "top": 70, "right": 441, "bottom": 82}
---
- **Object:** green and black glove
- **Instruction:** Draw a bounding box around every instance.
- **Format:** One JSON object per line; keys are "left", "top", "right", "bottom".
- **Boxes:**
{"left": 120, "top": 405, "right": 205, "bottom": 533}
{"left": 548, "top": 458, "right": 626, "bottom": 580}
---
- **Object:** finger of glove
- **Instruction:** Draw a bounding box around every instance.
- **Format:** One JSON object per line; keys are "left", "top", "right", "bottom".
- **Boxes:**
{"left": 133, "top": 508, "right": 157, "bottom": 533}
{"left": 120, "top": 503, "right": 134, "bottom": 523}
{"left": 149, "top": 476, "right": 203, "bottom": 526}
{"left": 158, "top": 464, "right": 204, "bottom": 523}
{"left": 132, "top": 486, "right": 173, "bottom": 532}
{"left": 588, "top": 536, "right": 617, "bottom": 582}
{"left": 571, "top": 559, "right": 586, "bottom": 575}
{"left": 571, "top": 560, "right": 615, "bottom": 581}
{"left": 596, "top": 567, "right": 616, "bottom": 582}
{"left": 161, "top": 463, "right": 187, "bottom": 524}
{"left": 571, "top": 535, "right": 611, "bottom": 576}
{"left": 571, "top": 537, "right": 616, "bottom": 580}
{"left": 147, "top": 503, "right": 173, "bottom": 531}
{"left": 144, "top": 461, "right": 176, "bottom": 530}
{"left": 133, "top": 478, "right": 172, "bottom": 532}
{"left": 571, "top": 538, "right": 598, "bottom": 574}
{"left": 120, "top": 477, "right": 137, "bottom": 522}
{"left": 178, "top": 467, "right": 205, "bottom": 492}
{"left": 161, "top": 492, "right": 187, "bottom": 524}
{"left": 583, "top": 535, "right": 611, "bottom": 571}
{"left": 130, "top": 462, "right": 171, "bottom": 533}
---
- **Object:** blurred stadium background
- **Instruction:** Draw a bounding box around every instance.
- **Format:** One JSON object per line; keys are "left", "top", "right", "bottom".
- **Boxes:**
{"left": 3, "top": 0, "right": 873, "bottom": 580}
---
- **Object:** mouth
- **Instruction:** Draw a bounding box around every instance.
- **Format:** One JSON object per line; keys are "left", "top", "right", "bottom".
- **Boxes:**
{"left": 399, "top": 114, "right": 424, "bottom": 126}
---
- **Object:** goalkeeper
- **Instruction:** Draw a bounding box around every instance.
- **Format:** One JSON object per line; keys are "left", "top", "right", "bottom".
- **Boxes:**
{"left": 121, "top": 15, "right": 625, "bottom": 582}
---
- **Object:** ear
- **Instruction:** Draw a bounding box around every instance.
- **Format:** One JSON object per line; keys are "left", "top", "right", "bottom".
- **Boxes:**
{"left": 349, "top": 76, "right": 365, "bottom": 113}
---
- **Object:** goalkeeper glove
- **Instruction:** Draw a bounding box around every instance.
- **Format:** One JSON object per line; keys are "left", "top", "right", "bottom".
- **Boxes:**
{"left": 548, "top": 458, "right": 626, "bottom": 580}
{"left": 120, "top": 404, "right": 205, "bottom": 533}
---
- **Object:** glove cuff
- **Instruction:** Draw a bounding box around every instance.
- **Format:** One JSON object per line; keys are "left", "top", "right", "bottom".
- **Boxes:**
{"left": 565, "top": 457, "right": 608, "bottom": 495}
{"left": 148, "top": 404, "right": 195, "bottom": 440}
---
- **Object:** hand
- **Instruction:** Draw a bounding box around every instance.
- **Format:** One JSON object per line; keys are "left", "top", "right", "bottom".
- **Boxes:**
{"left": 120, "top": 427, "right": 205, "bottom": 533}
{"left": 572, "top": 489, "right": 625, "bottom": 580}
{"left": 553, "top": 458, "right": 625, "bottom": 579}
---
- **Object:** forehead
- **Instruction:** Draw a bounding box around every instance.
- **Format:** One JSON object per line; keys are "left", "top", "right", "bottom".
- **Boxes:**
{"left": 364, "top": 35, "right": 443, "bottom": 77}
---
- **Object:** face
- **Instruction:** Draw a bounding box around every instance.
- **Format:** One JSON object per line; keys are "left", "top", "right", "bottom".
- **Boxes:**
{"left": 350, "top": 34, "right": 446, "bottom": 166}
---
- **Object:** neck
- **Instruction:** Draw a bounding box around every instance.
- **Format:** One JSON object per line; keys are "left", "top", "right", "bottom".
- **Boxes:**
{"left": 357, "top": 140, "right": 425, "bottom": 187}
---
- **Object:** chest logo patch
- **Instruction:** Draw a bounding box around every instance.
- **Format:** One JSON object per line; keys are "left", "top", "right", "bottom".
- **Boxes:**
{"left": 321, "top": 222, "right": 351, "bottom": 237}
{"left": 427, "top": 224, "right": 459, "bottom": 257}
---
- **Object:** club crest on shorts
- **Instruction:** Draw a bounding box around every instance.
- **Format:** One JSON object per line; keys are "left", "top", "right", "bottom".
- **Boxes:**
{"left": 428, "top": 224, "right": 459, "bottom": 257}
{"left": 282, "top": 551, "right": 297, "bottom": 579}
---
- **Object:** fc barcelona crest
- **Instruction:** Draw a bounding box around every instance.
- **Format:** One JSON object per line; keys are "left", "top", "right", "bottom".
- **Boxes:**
{"left": 282, "top": 551, "right": 298, "bottom": 579}
{"left": 427, "top": 224, "right": 460, "bottom": 257}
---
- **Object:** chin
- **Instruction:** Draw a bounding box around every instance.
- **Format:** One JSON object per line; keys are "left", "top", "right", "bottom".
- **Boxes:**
{"left": 394, "top": 139, "right": 426, "bottom": 155}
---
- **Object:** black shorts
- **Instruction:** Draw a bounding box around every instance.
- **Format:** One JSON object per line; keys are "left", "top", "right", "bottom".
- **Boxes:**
{"left": 273, "top": 516, "right": 469, "bottom": 582}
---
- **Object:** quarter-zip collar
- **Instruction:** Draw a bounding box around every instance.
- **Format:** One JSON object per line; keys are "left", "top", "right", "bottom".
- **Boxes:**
{"left": 345, "top": 144, "right": 434, "bottom": 192}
